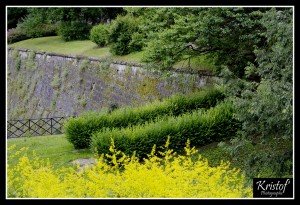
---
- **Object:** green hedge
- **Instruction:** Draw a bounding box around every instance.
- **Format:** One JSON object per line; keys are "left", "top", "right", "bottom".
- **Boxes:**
{"left": 64, "top": 87, "right": 225, "bottom": 149}
{"left": 90, "top": 101, "right": 241, "bottom": 159}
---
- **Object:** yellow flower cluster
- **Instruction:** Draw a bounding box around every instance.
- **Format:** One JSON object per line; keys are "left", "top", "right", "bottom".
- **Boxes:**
{"left": 7, "top": 137, "right": 252, "bottom": 198}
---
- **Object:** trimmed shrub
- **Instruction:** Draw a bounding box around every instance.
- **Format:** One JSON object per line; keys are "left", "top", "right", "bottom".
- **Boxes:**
{"left": 91, "top": 101, "right": 241, "bottom": 159}
{"left": 64, "top": 87, "right": 225, "bottom": 149}
{"left": 108, "top": 15, "right": 142, "bottom": 55}
{"left": 90, "top": 23, "right": 109, "bottom": 47}
{"left": 7, "top": 139, "right": 252, "bottom": 198}
{"left": 58, "top": 21, "right": 92, "bottom": 41}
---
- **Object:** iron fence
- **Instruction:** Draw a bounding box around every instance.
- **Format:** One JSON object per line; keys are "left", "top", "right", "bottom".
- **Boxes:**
{"left": 7, "top": 117, "right": 74, "bottom": 138}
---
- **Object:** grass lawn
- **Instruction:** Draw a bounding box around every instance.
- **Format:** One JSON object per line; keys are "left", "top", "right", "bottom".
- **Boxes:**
{"left": 6, "top": 134, "right": 228, "bottom": 172}
{"left": 7, "top": 134, "right": 94, "bottom": 169}
{"left": 8, "top": 36, "right": 112, "bottom": 59}
{"left": 6, "top": 133, "right": 227, "bottom": 170}
{"left": 8, "top": 36, "right": 214, "bottom": 70}
{"left": 8, "top": 36, "right": 144, "bottom": 64}
{"left": 6, "top": 133, "right": 292, "bottom": 181}
{"left": 173, "top": 55, "right": 216, "bottom": 71}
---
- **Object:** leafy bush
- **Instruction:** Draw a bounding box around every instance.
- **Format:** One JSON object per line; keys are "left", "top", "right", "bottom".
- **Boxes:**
{"left": 7, "top": 139, "right": 252, "bottom": 198}
{"left": 17, "top": 11, "right": 58, "bottom": 38}
{"left": 129, "top": 31, "right": 146, "bottom": 51}
{"left": 64, "top": 87, "right": 225, "bottom": 149}
{"left": 7, "top": 28, "right": 29, "bottom": 44}
{"left": 91, "top": 101, "right": 241, "bottom": 159}
{"left": 90, "top": 23, "right": 109, "bottom": 47}
{"left": 58, "top": 21, "right": 92, "bottom": 41}
{"left": 108, "top": 15, "right": 142, "bottom": 55}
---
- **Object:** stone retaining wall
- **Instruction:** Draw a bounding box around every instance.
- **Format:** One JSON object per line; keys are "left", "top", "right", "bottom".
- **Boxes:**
{"left": 7, "top": 47, "right": 214, "bottom": 120}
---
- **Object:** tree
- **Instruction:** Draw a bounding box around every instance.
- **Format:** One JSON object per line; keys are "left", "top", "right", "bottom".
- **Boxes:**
{"left": 142, "top": 7, "right": 267, "bottom": 77}
{"left": 54, "top": 7, "right": 124, "bottom": 41}
{"left": 228, "top": 8, "right": 293, "bottom": 140}
{"left": 7, "top": 7, "right": 28, "bottom": 29}
{"left": 10, "top": 7, "right": 125, "bottom": 41}
{"left": 49, "top": 7, "right": 124, "bottom": 24}
{"left": 137, "top": 8, "right": 201, "bottom": 68}
{"left": 16, "top": 8, "right": 58, "bottom": 38}
{"left": 217, "top": 7, "right": 293, "bottom": 178}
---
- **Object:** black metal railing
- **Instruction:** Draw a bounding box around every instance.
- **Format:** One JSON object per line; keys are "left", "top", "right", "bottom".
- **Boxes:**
{"left": 7, "top": 117, "right": 74, "bottom": 138}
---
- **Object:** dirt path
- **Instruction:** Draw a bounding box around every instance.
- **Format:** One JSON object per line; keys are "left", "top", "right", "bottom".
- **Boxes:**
{"left": 71, "top": 158, "right": 96, "bottom": 172}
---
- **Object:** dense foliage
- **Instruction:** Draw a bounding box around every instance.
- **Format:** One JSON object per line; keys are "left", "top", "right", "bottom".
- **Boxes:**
{"left": 7, "top": 7, "right": 124, "bottom": 42}
{"left": 16, "top": 8, "right": 58, "bottom": 38}
{"left": 132, "top": 8, "right": 266, "bottom": 74}
{"left": 7, "top": 8, "right": 58, "bottom": 43}
{"left": 64, "top": 87, "right": 225, "bottom": 149}
{"left": 7, "top": 139, "right": 252, "bottom": 198}
{"left": 215, "top": 8, "right": 293, "bottom": 178}
{"left": 50, "top": 7, "right": 124, "bottom": 24}
{"left": 54, "top": 8, "right": 123, "bottom": 41}
{"left": 58, "top": 21, "right": 92, "bottom": 41}
{"left": 228, "top": 8, "right": 293, "bottom": 140}
{"left": 7, "top": 7, "right": 28, "bottom": 29}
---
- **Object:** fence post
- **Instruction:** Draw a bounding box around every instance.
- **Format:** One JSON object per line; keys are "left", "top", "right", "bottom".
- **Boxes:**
{"left": 51, "top": 118, "right": 53, "bottom": 135}
{"left": 29, "top": 119, "right": 31, "bottom": 134}
{"left": 61, "top": 117, "right": 63, "bottom": 133}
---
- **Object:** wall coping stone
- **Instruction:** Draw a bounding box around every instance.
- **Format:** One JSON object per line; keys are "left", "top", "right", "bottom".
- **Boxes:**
{"left": 7, "top": 47, "right": 216, "bottom": 77}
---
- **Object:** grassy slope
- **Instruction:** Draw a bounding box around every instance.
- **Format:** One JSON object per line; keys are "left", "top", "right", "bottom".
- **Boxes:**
{"left": 7, "top": 135, "right": 93, "bottom": 169}
{"left": 8, "top": 36, "right": 213, "bottom": 69}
